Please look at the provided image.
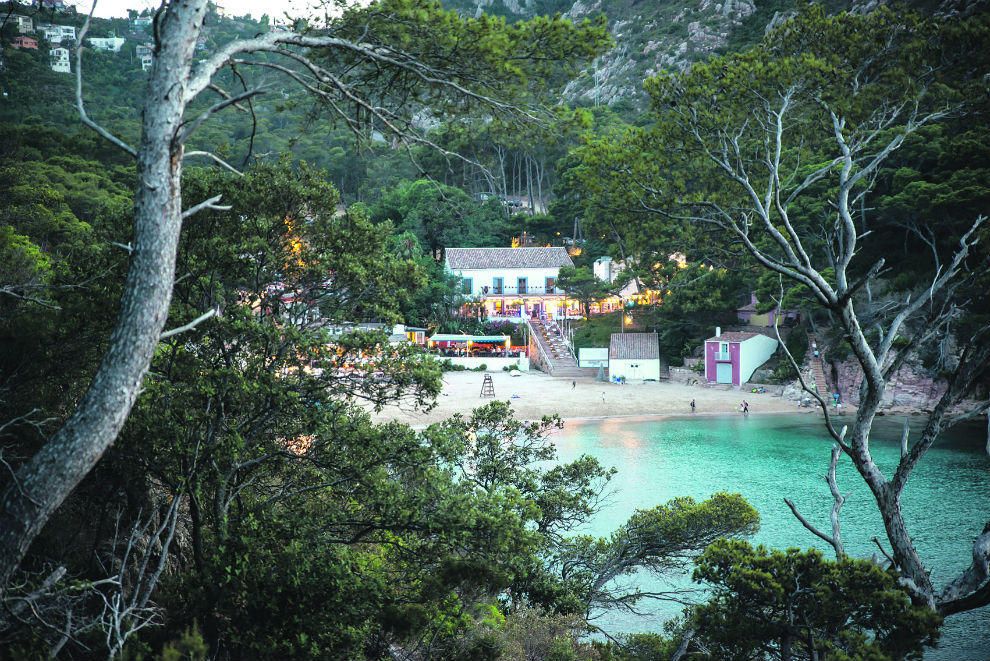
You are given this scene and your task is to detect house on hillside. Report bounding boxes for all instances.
[87,36,126,52]
[49,46,70,73]
[38,24,76,44]
[704,328,778,387]
[445,247,578,322]
[609,333,661,381]
[11,36,39,49]
[136,44,154,71]
[12,16,33,33]
[736,292,800,327]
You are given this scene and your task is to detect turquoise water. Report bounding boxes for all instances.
[553,413,990,660]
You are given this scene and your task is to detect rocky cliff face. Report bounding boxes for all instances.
[445,0,761,105]
[831,357,948,409]
[442,0,985,106]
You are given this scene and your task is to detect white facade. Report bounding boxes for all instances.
[738,334,779,384]
[608,358,661,381]
[49,47,70,73]
[455,265,562,299]
[13,15,33,33]
[445,247,577,323]
[608,333,661,381]
[442,355,529,371]
[87,37,126,52]
[140,54,153,71]
[38,24,75,44]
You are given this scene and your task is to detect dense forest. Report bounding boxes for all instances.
[1,0,989,658]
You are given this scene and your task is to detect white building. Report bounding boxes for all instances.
[594,256,622,283]
[608,333,661,381]
[87,37,126,53]
[38,24,75,44]
[136,43,154,71]
[444,247,577,322]
[49,47,70,73]
[12,15,33,33]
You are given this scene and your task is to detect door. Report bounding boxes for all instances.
[716,362,733,384]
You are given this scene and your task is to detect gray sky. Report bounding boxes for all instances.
[73,0,324,20]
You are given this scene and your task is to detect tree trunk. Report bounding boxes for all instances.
[0,0,207,589]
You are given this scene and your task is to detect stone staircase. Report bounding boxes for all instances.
[528,318,595,378]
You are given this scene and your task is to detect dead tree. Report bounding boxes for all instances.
[0,0,588,589]
[653,80,990,616]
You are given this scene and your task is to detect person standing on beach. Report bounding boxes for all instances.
[742,400,749,415]
[690,399,696,413]
[601,392,605,403]
[572,380,576,389]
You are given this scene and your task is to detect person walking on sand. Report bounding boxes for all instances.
[601,392,605,403]
[572,380,576,389]
[742,400,750,415]
[690,399,696,413]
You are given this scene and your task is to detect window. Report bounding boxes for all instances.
[517,277,528,294]
[716,342,730,362]
[545,277,556,294]
[493,277,504,294]
[462,277,473,295]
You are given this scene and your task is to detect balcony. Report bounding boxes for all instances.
[478,285,562,296]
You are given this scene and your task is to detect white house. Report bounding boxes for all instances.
[38,24,75,44]
[594,256,623,283]
[135,43,154,70]
[87,37,126,53]
[444,247,578,322]
[12,15,33,33]
[704,329,778,387]
[609,333,661,381]
[49,47,70,73]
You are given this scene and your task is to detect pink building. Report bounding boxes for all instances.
[704,329,779,387]
[11,36,39,50]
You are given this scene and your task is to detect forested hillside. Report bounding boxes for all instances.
[2,0,990,658]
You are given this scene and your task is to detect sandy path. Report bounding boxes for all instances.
[371,370,814,426]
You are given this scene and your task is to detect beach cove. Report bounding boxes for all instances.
[371,370,816,426]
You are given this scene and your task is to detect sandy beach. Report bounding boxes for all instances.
[371,370,814,426]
